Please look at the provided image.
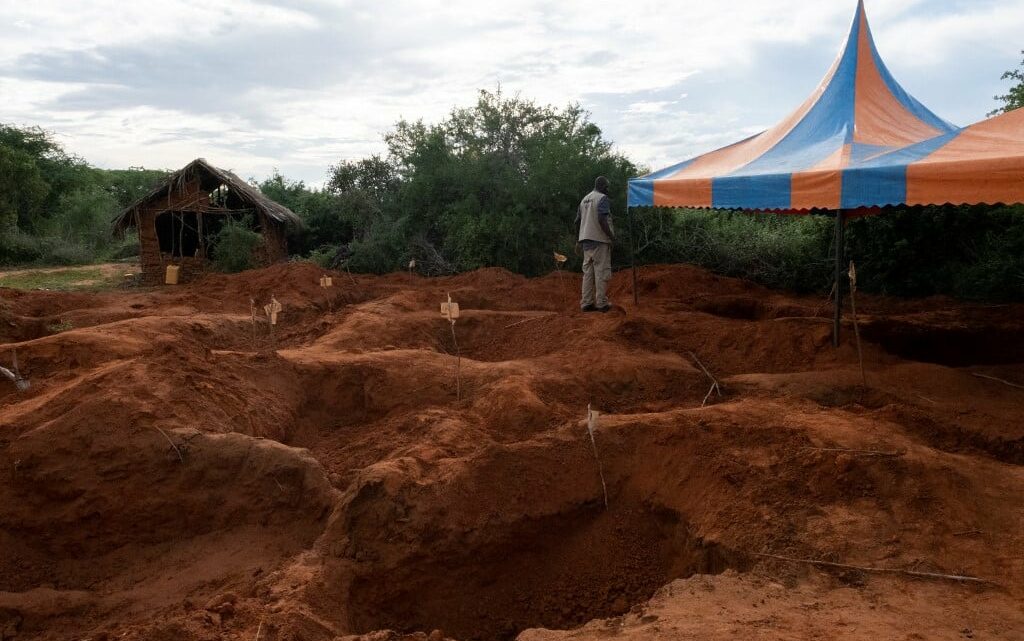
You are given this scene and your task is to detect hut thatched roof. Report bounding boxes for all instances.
[112,158,303,234]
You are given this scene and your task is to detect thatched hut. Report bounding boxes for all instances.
[113,158,302,285]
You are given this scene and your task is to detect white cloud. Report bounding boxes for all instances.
[0,0,1021,184]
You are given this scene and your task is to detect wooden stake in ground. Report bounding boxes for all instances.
[848,261,867,388]
[320,274,334,312]
[586,404,609,509]
[554,251,569,309]
[249,298,257,351]
[441,293,462,400]
[264,296,283,350]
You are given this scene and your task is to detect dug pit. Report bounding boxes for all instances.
[345,501,744,641]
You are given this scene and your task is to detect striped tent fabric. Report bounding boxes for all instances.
[628,0,1024,212]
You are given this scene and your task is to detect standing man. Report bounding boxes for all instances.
[575,176,615,312]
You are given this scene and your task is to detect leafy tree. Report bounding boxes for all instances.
[257,170,309,212]
[328,155,400,204]
[372,88,640,275]
[103,168,170,208]
[0,145,49,237]
[0,124,99,233]
[47,186,121,251]
[989,51,1024,116]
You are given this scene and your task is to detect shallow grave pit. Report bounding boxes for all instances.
[346,501,744,641]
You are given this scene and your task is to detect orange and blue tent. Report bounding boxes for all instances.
[627,0,1024,212]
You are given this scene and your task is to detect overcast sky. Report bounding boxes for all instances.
[1,0,1022,186]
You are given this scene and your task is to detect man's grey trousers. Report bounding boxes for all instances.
[581,242,611,309]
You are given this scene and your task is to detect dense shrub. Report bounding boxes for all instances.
[846,204,1024,300]
[626,209,834,293]
[625,205,1024,301]
[212,216,263,273]
[305,246,335,269]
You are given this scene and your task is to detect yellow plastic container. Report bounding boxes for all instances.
[165,264,180,285]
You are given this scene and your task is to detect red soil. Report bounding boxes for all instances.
[1,261,1022,641]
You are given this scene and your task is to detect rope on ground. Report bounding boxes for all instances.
[971,372,1024,391]
[504,313,556,329]
[688,351,722,406]
[800,446,904,458]
[754,553,994,585]
[154,427,185,463]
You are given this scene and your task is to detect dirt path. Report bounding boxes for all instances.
[0,262,1021,641]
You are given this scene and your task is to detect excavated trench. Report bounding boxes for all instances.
[862,317,1024,366]
[346,502,744,641]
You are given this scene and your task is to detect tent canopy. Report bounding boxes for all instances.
[628,0,1024,212]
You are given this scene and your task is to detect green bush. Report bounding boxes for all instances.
[212,216,262,273]
[627,205,1024,301]
[306,246,335,269]
[630,209,834,293]
[846,204,1024,300]
[347,217,416,273]
[0,232,45,265]
[45,186,120,252]
[0,233,95,266]
[41,240,96,266]
[107,236,140,260]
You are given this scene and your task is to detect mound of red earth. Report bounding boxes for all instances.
[1,262,1023,641]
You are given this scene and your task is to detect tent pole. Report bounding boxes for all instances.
[832,209,846,348]
[627,205,639,306]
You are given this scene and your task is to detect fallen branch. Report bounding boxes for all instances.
[504,314,555,329]
[754,553,993,585]
[154,427,185,463]
[688,351,722,399]
[801,446,904,458]
[971,373,1024,391]
[953,529,982,537]
[254,620,264,641]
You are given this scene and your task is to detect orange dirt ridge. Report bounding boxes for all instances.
[1,261,1022,641]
